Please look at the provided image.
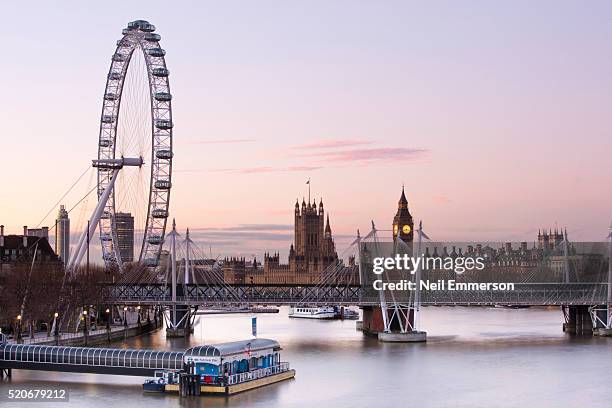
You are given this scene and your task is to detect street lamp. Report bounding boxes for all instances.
[53,313,59,337]
[105,308,111,330]
[123,306,128,327]
[82,309,88,335]
[16,315,22,341]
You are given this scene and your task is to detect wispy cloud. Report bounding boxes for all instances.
[193,224,293,232]
[187,225,355,247]
[293,139,371,150]
[188,226,293,244]
[299,147,427,163]
[186,138,256,145]
[178,138,427,174]
[433,195,451,204]
[174,165,321,174]
[289,138,428,165]
[211,165,322,174]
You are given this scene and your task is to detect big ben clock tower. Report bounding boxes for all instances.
[392,186,414,242]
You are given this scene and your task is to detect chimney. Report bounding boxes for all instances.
[0,225,4,247]
[23,225,28,247]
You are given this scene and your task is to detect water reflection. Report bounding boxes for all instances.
[1,307,611,408]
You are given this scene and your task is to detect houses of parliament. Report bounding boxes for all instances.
[221,187,413,285]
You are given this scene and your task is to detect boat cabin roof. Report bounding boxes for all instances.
[184,339,280,358]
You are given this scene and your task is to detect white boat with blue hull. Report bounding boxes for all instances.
[288,306,336,319]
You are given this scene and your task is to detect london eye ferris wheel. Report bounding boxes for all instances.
[94,20,174,272]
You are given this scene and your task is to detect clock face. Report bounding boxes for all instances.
[402,225,412,234]
[393,224,398,234]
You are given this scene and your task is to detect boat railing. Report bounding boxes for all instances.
[227,362,290,385]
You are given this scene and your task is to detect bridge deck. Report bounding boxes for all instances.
[103,283,609,306]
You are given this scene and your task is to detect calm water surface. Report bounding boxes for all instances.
[2,307,611,408]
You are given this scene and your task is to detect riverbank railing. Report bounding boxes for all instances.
[4,323,146,345]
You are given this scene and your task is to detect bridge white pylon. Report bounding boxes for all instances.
[66,157,143,276]
[608,223,612,329]
[363,220,430,333]
[587,224,612,331]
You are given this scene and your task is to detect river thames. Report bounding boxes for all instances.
[1,306,611,408]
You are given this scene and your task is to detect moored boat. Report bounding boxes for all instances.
[143,370,179,392]
[143,378,165,393]
[336,307,360,320]
[288,306,336,319]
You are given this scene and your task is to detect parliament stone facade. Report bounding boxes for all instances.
[222,197,359,285]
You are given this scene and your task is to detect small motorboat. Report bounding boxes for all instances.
[143,378,166,393]
[340,308,360,320]
[143,370,179,393]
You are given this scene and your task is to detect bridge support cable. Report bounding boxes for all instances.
[159,221,241,335]
[591,225,612,331]
[294,229,364,306]
[67,169,120,276]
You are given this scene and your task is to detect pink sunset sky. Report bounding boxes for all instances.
[0,1,611,261]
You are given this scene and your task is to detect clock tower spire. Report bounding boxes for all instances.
[393,185,414,242]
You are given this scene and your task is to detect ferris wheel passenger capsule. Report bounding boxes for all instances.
[112,53,127,62]
[101,115,115,124]
[154,180,172,190]
[156,149,173,159]
[144,33,161,42]
[147,235,163,245]
[154,92,172,102]
[139,23,156,32]
[104,93,118,101]
[108,72,122,81]
[151,209,169,218]
[127,20,148,30]
[147,48,166,57]
[155,119,173,130]
[100,233,112,242]
[152,68,169,77]
[99,138,113,148]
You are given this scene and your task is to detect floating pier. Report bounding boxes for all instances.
[0,338,294,396]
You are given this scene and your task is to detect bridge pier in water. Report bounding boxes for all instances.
[562,306,593,335]
[358,306,426,342]
[0,368,11,379]
[165,299,197,338]
[561,305,612,336]
[166,306,194,338]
